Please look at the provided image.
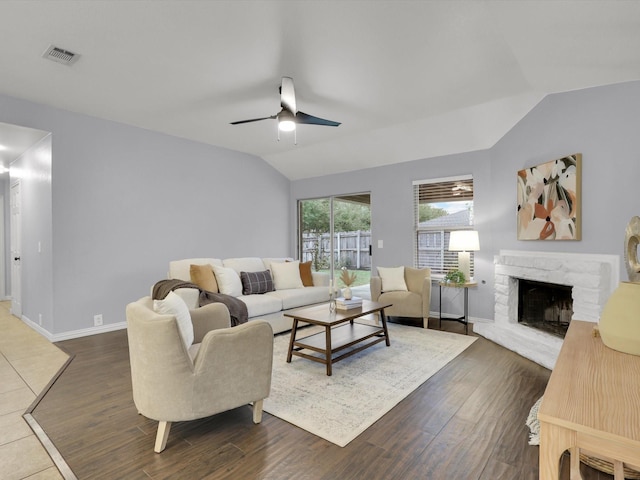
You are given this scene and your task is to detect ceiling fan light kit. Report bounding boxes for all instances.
[231,77,341,143]
[277,110,296,132]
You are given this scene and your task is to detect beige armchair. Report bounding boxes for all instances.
[126,297,273,453]
[370,267,432,328]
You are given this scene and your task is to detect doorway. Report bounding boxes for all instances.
[298,193,371,288]
[0,121,51,320]
[10,181,21,317]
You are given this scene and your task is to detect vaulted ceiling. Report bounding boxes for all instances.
[2,1,640,179]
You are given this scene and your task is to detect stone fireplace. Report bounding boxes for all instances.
[473,250,619,369]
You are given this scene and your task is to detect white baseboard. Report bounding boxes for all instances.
[21,315,127,342]
[51,322,128,342]
[20,315,51,339]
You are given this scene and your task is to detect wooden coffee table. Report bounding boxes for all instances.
[284,300,392,376]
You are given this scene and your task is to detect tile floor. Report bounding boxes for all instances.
[0,301,68,480]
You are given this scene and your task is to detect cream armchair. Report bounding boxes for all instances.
[126,297,273,453]
[370,267,432,328]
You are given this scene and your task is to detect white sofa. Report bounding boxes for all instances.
[167,257,332,334]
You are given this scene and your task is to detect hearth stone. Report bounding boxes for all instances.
[473,250,619,369]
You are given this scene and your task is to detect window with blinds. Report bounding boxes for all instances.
[413,175,474,276]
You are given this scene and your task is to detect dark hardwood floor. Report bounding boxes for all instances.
[31,318,614,480]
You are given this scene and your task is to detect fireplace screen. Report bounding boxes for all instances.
[517,279,573,338]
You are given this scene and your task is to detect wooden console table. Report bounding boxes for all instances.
[538,320,640,479]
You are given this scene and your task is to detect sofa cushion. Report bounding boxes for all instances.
[169,258,223,282]
[377,266,408,292]
[190,264,218,292]
[238,293,283,317]
[299,261,314,287]
[271,260,304,290]
[266,286,330,310]
[153,291,194,349]
[223,257,266,274]
[240,270,275,295]
[262,257,294,272]
[212,265,243,297]
[378,290,423,318]
[405,267,430,294]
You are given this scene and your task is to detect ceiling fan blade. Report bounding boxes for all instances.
[230,115,276,125]
[231,78,339,131]
[296,111,341,127]
[280,77,297,114]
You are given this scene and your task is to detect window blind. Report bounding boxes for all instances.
[413,175,474,276]
[414,176,473,203]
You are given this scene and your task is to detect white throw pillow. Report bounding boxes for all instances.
[271,260,304,290]
[377,266,408,292]
[153,291,194,350]
[212,265,243,297]
[262,257,294,272]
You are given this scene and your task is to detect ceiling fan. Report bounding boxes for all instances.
[230,77,341,142]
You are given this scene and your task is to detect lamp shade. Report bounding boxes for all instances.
[448,230,480,252]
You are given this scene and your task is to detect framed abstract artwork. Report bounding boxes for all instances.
[517,153,582,240]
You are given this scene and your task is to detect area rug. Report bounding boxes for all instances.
[526,396,542,445]
[263,322,476,447]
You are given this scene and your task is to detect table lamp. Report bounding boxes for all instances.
[448,230,479,282]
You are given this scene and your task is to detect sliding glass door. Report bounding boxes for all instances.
[298,193,371,288]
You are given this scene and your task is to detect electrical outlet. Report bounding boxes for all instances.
[94,314,103,327]
[38,313,42,325]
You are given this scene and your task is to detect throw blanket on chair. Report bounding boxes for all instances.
[152,279,249,327]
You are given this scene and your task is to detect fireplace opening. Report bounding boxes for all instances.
[517,279,573,338]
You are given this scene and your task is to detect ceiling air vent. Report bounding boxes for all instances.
[42,45,80,65]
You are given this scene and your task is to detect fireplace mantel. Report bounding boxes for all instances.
[473,250,619,369]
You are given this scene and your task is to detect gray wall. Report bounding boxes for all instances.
[490,81,640,262]
[2,79,639,335]
[0,94,290,336]
[291,80,640,321]
[290,149,495,319]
